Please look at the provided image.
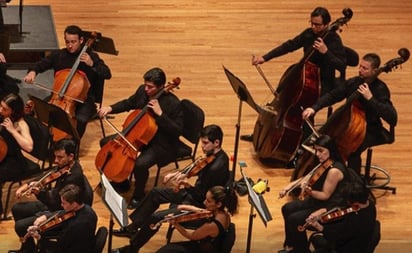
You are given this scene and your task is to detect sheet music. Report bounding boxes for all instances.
[101,174,128,227]
[239,161,272,226]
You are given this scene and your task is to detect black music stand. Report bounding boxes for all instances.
[100,173,128,253]
[29,95,80,155]
[83,30,119,55]
[224,66,263,182]
[239,161,272,253]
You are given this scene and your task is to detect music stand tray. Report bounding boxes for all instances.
[83,30,119,56]
[29,94,80,141]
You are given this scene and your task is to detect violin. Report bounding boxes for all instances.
[20,165,72,198]
[297,204,360,232]
[150,209,213,230]
[22,210,76,242]
[95,78,181,182]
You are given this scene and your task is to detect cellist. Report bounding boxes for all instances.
[241,7,347,142]
[302,53,398,174]
[24,25,112,138]
[98,67,184,209]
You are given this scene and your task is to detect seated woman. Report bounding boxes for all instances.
[156,185,238,253]
[0,93,33,215]
[278,135,349,253]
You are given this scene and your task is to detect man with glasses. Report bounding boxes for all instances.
[242,7,347,144]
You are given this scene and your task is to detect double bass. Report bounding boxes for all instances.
[48,32,97,141]
[95,78,181,183]
[252,8,353,164]
[293,48,410,180]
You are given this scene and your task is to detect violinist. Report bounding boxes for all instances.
[242,6,347,143]
[156,185,238,253]
[23,25,112,138]
[278,135,348,253]
[98,67,184,209]
[0,93,33,216]
[302,53,398,174]
[111,124,230,253]
[10,139,91,253]
[26,184,97,253]
[307,180,377,253]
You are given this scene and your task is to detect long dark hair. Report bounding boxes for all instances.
[209,185,238,215]
[2,93,24,122]
[313,135,344,163]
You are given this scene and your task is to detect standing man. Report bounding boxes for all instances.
[302,53,398,174]
[110,124,230,253]
[24,25,112,138]
[98,67,183,209]
[242,7,347,142]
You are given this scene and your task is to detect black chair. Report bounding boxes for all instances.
[1,115,52,220]
[94,226,108,253]
[153,99,205,187]
[363,125,396,194]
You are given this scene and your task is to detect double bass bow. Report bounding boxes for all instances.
[95,78,181,183]
[293,48,410,180]
[252,8,353,164]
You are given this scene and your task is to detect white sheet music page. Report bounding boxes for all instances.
[101,174,129,227]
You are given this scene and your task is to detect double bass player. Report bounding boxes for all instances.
[302,53,398,174]
[242,6,348,145]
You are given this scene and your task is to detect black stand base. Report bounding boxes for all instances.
[364,148,396,194]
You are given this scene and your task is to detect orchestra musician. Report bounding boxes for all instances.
[24,184,97,253]
[23,25,112,138]
[307,179,378,253]
[278,135,349,253]
[110,124,230,253]
[302,53,398,174]
[97,67,184,209]
[156,185,238,253]
[241,6,347,143]
[0,93,33,216]
[9,139,91,253]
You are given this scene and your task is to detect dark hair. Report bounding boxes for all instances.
[53,138,77,157]
[200,124,224,146]
[64,25,83,38]
[59,184,84,204]
[313,135,343,163]
[311,7,331,24]
[144,67,166,87]
[363,53,381,69]
[342,179,370,204]
[209,185,238,215]
[2,93,24,122]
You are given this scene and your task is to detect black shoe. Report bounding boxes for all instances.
[111,245,132,253]
[112,226,135,238]
[127,198,140,210]
[240,134,253,142]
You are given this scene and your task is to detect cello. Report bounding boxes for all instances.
[48,32,97,141]
[95,78,181,183]
[293,48,410,180]
[252,8,353,164]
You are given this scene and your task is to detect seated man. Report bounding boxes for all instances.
[111,124,230,253]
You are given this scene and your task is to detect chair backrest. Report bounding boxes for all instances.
[94,226,108,253]
[180,99,205,144]
[219,222,236,253]
[83,175,94,206]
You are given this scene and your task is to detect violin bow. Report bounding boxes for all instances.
[253,55,276,95]
[103,117,138,152]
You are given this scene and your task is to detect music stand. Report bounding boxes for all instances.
[239,161,272,253]
[100,173,128,253]
[29,95,80,153]
[224,66,263,182]
[83,30,119,55]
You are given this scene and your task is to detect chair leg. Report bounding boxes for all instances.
[166,224,175,243]
[154,165,161,187]
[1,181,19,220]
[364,148,396,194]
